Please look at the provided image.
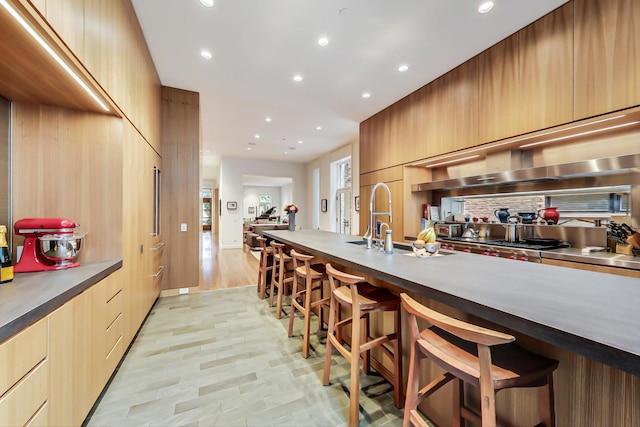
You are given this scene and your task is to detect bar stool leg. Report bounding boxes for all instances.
[348,302,362,427]
[363,313,371,374]
[288,275,299,337]
[302,275,313,358]
[393,306,403,408]
[322,292,337,386]
[269,255,280,308]
[538,374,555,427]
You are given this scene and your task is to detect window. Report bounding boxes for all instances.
[259,194,272,215]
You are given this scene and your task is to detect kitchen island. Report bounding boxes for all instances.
[265,229,640,425]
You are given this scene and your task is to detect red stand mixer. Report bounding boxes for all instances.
[14,218,86,273]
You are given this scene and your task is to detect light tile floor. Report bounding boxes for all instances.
[86,286,407,426]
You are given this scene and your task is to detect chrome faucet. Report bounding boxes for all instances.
[364,182,393,249]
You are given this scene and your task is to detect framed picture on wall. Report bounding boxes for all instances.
[321,199,328,212]
[227,201,237,210]
[355,196,360,211]
[248,206,255,215]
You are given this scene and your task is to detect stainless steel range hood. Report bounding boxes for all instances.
[412,154,640,192]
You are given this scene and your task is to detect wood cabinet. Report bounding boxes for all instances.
[518,3,574,134]
[0,317,48,427]
[574,0,640,119]
[542,258,640,278]
[478,35,521,143]
[48,272,123,426]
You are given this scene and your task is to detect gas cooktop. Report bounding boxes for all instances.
[440,237,570,251]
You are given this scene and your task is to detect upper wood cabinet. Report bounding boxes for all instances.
[478,35,521,143]
[518,3,574,134]
[574,0,640,119]
[428,58,479,156]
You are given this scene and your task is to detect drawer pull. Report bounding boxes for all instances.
[151,265,165,278]
[151,242,165,251]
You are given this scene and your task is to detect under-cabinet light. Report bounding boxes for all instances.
[0,0,109,112]
[519,121,640,148]
[410,114,628,167]
[426,155,480,168]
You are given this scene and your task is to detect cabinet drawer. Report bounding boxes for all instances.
[105,334,123,377]
[105,313,123,357]
[0,317,48,396]
[0,359,48,426]
[25,401,48,427]
[105,289,123,329]
[104,275,122,302]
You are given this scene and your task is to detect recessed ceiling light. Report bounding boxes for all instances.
[200,0,214,7]
[254,134,260,139]
[318,37,329,47]
[201,50,212,60]
[398,64,409,72]
[362,92,371,99]
[316,126,322,130]
[265,117,272,122]
[293,74,303,82]
[478,1,494,13]
[247,147,252,151]
[298,140,303,144]
[284,151,288,155]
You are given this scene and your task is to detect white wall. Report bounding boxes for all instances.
[219,157,307,248]
[243,186,282,221]
[306,139,360,234]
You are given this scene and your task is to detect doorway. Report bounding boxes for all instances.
[202,197,212,231]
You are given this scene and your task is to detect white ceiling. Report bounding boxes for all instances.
[131,0,568,180]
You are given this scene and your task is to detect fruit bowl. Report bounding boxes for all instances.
[411,240,440,257]
[39,233,86,264]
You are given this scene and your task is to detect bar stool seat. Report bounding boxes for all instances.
[323,263,403,427]
[256,237,274,300]
[288,249,330,358]
[269,242,294,318]
[400,293,558,427]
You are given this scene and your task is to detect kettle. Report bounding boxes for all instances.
[494,208,510,223]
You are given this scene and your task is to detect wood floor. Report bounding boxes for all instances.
[199,231,259,291]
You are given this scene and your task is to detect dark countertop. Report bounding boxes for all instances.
[265,229,640,377]
[0,259,122,342]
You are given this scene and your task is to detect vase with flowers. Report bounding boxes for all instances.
[284,204,299,231]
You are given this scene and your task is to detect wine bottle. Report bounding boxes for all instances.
[0,225,14,283]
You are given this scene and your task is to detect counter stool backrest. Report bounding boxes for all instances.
[400,293,558,427]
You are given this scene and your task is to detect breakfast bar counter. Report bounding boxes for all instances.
[264,229,640,378]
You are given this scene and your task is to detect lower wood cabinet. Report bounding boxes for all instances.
[48,271,124,426]
[542,258,640,278]
[0,317,48,427]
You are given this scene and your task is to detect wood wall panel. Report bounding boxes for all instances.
[478,35,521,142]
[161,87,200,290]
[11,103,123,262]
[574,0,640,119]
[45,0,85,59]
[518,3,574,133]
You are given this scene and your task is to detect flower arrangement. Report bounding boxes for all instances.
[284,204,299,214]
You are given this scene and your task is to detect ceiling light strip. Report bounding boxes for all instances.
[519,121,640,148]
[411,114,628,167]
[0,0,109,112]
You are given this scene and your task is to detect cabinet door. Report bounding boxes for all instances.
[478,35,521,143]
[518,3,574,134]
[574,0,640,119]
[427,58,479,156]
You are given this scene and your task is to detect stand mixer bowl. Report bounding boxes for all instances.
[39,233,85,264]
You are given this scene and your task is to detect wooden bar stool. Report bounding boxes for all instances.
[256,237,274,300]
[269,241,294,318]
[323,263,403,427]
[400,293,558,427]
[288,249,330,358]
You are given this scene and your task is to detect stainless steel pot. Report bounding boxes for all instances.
[505,215,522,242]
